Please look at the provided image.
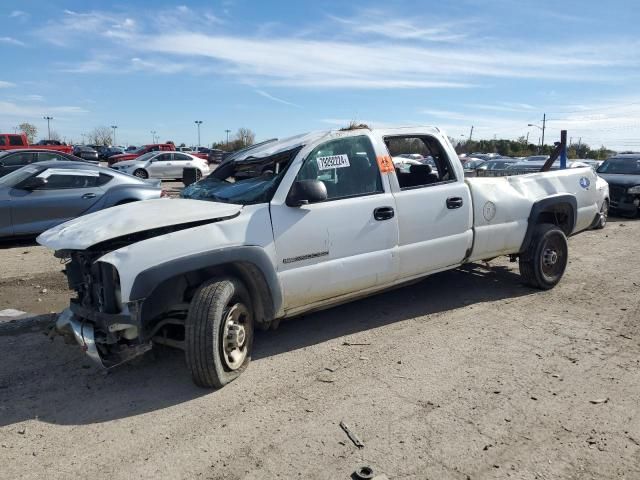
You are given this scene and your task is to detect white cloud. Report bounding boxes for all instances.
[0,101,89,118]
[9,10,28,19]
[0,81,16,88]
[0,37,26,47]
[255,90,301,108]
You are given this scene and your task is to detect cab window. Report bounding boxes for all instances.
[385,135,457,189]
[296,135,383,200]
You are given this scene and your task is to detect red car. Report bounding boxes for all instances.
[108,143,176,165]
[0,133,73,154]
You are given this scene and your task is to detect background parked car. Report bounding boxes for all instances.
[0,149,97,177]
[596,154,640,217]
[475,158,518,176]
[0,161,165,239]
[72,146,99,161]
[125,145,138,152]
[108,143,176,165]
[110,151,210,180]
[463,159,486,176]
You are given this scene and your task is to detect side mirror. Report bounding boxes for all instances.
[286,180,328,207]
[19,176,47,190]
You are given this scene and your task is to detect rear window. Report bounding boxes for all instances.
[9,135,23,146]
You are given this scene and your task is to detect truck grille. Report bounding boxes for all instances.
[609,185,626,201]
[65,252,119,313]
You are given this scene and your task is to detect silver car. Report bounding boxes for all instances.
[110,151,211,180]
[0,160,164,239]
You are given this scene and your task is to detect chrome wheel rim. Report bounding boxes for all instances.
[221,303,250,371]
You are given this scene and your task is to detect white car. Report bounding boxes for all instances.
[39,126,602,388]
[110,151,210,180]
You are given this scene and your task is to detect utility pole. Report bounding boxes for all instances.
[111,125,118,146]
[194,120,203,149]
[526,132,529,144]
[541,113,546,149]
[43,116,53,140]
[468,125,474,143]
[225,129,231,146]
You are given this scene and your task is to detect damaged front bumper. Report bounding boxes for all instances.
[54,308,104,367]
[54,306,152,368]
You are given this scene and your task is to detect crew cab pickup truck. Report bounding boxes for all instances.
[0,133,73,154]
[38,126,602,388]
[108,143,176,165]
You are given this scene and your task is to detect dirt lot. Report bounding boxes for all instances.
[0,218,639,480]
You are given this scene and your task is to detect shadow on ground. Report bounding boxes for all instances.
[0,262,536,427]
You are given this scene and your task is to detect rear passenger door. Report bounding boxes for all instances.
[384,134,473,278]
[172,153,193,178]
[270,134,399,311]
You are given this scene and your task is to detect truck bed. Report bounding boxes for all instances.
[465,167,599,262]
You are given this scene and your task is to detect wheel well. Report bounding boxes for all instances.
[139,261,274,340]
[534,203,574,235]
[519,196,576,254]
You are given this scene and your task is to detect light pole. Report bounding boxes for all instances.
[468,125,474,143]
[528,113,546,151]
[110,125,118,146]
[151,130,157,143]
[43,116,53,140]
[225,129,231,146]
[194,120,203,149]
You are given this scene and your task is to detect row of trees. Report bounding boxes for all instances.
[451,136,616,160]
[13,123,257,150]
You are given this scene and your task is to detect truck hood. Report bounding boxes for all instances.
[37,198,242,251]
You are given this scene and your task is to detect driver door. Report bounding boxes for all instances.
[11,168,107,235]
[270,134,399,312]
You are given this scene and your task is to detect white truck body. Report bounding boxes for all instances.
[38,127,602,380]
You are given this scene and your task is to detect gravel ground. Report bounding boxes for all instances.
[0,218,638,480]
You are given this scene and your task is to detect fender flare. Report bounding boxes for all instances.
[129,246,282,319]
[519,194,577,253]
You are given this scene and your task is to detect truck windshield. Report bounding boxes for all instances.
[597,157,640,175]
[181,146,302,205]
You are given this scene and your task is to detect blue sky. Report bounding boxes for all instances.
[1,0,639,150]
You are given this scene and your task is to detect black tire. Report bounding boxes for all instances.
[133,169,148,179]
[185,277,254,388]
[519,223,568,290]
[594,200,608,229]
[195,169,203,181]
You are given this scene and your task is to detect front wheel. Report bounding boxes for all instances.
[185,277,254,388]
[519,223,568,290]
[594,200,608,229]
[133,169,148,179]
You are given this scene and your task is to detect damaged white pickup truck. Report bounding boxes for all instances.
[38,127,603,388]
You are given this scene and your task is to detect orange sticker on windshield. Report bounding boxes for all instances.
[377,155,394,174]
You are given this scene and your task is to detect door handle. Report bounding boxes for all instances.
[373,206,395,221]
[81,193,97,199]
[446,197,463,209]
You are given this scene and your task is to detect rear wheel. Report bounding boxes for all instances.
[185,277,254,388]
[195,169,203,181]
[133,169,148,179]
[519,223,568,290]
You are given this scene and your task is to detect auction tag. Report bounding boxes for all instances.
[376,155,395,174]
[317,154,350,170]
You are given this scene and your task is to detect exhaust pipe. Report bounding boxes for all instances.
[56,309,104,367]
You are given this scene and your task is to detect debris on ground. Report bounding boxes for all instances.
[340,421,364,449]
